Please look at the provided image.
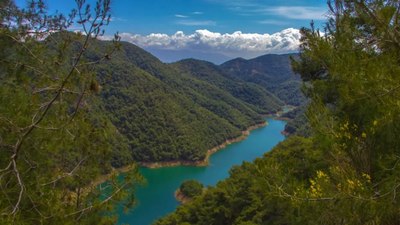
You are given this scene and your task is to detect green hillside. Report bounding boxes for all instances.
[174,58,283,114]
[89,41,288,163]
[221,54,305,106]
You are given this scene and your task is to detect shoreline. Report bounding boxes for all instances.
[138,121,268,169]
[91,119,272,185]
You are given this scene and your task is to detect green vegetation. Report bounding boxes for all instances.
[0,1,140,224]
[179,180,204,198]
[87,41,297,163]
[174,59,283,114]
[221,54,306,106]
[156,1,400,224]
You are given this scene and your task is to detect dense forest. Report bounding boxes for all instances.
[80,34,306,164]
[91,41,291,163]
[156,0,400,224]
[221,54,306,107]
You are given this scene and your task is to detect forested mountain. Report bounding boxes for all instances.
[173,58,283,114]
[221,54,305,106]
[87,40,298,163]
[156,1,400,224]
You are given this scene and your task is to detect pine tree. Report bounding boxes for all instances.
[291,0,400,223]
[0,1,140,224]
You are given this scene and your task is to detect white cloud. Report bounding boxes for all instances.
[176,20,216,26]
[110,28,301,59]
[175,14,188,18]
[192,11,203,15]
[263,6,327,20]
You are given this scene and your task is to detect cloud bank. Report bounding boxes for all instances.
[112,28,301,60]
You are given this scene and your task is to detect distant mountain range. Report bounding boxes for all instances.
[87,40,304,163]
[221,54,305,106]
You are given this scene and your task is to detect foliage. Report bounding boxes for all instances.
[0,1,140,224]
[179,180,204,198]
[290,0,400,222]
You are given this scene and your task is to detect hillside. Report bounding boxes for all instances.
[220,54,305,106]
[173,58,283,114]
[88,41,293,163]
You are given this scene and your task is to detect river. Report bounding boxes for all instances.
[117,118,286,225]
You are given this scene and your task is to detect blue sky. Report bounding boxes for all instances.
[108,0,327,35]
[16,0,329,63]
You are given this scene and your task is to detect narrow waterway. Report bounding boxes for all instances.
[117,118,286,225]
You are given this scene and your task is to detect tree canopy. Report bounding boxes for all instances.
[179,180,204,198]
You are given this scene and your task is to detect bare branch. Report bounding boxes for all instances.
[10,158,24,215]
[0,162,13,173]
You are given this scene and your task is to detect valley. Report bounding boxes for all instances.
[89,40,302,165]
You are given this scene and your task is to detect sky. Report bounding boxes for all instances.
[16,0,329,64]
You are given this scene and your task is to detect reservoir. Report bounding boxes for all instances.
[117,118,286,225]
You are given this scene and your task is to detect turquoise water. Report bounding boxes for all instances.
[117,118,286,225]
